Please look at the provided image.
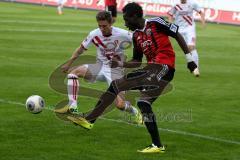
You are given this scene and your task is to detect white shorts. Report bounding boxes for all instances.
[83,63,124,85]
[179,27,196,46]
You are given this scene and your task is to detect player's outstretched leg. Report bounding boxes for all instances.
[54,74,79,114]
[67,81,119,129]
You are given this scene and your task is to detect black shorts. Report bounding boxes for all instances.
[106,5,117,17]
[113,64,175,104]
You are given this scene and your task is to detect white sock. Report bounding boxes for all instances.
[67,74,79,109]
[191,49,199,67]
[124,101,138,115]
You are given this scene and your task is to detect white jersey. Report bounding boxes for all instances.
[81,26,132,66]
[168,0,202,31]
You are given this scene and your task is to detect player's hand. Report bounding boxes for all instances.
[187,61,200,77]
[187,61,197,72]
[185,53,200,76]
[61,63,71,73]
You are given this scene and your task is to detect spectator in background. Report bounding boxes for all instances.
[105,0,117,23]
[57,0,64,15]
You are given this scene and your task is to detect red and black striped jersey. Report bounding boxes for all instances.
[132,17,179,68]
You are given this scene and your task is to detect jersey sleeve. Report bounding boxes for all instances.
[153,17,179,38]
[192,1,202,13]
[81,31,94,50]
[120,29,132,42]
[126,31,132,42]
[132,36,143,61]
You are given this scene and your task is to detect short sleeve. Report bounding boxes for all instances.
[123,31,132,42]
[81,31,94,50]
[151,17,179,38]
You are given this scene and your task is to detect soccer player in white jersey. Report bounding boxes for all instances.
[57,0,64,15]
[168,0,205,76]
[54,11,142,124]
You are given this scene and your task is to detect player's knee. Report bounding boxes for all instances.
[67,73,78,79]
[70,66,87,77]
[137,100,152,114]
[137,100,155,122]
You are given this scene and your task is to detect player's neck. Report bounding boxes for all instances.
[138,19,146,30]
[181,0,187,4]
[103,33,112,37]
[103,27,112,37]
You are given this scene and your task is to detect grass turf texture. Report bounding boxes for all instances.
[0,2,240,160]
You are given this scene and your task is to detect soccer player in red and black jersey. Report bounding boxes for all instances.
[67,2,199,153]
[105,0,117,23]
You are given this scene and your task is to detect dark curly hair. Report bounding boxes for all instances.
[122,2,143,18]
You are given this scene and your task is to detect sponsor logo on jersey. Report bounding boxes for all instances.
[103,38,111,41]
[141,40,152,48]
[146,28,152,36]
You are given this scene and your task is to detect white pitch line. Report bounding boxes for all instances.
[101,117,240,145]
[0,98,239,145]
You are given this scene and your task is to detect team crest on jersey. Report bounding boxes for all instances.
[105,42,116,51]
[146,28,152,36]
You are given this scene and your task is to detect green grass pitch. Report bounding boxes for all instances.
[0,2,239,159]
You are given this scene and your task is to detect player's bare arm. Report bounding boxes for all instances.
[168,15,174,23]
[175,32,191,54]
[123,59,142,68]
[110,58,142,68]
[199,11,206,27]
[61,45,85,73]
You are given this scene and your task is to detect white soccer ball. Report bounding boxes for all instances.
[26,95,45,114]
